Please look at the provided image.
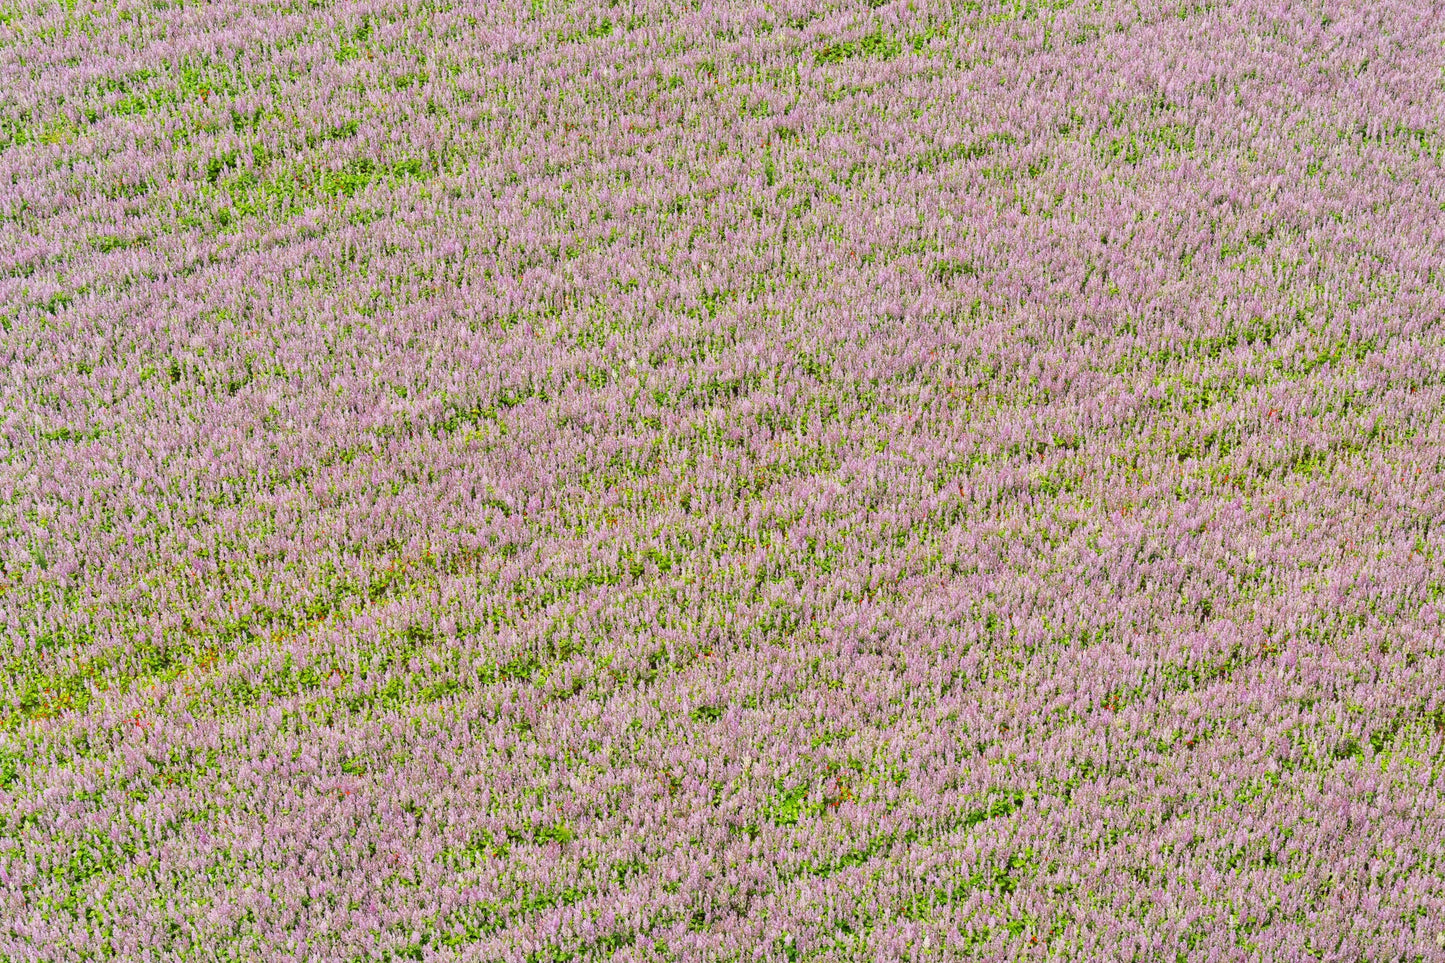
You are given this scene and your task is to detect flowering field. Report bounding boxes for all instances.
[3,0,1445,958]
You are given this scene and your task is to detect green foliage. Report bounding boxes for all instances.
[815,31,903,64]
[0,749,19,789]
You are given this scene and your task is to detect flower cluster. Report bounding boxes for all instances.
[2,0,1444,959]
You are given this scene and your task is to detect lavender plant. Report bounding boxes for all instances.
[2,0,1444,959]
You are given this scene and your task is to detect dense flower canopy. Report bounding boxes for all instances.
[2,0,1445,959]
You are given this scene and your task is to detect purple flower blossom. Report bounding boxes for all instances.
[1,0,1444,959]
